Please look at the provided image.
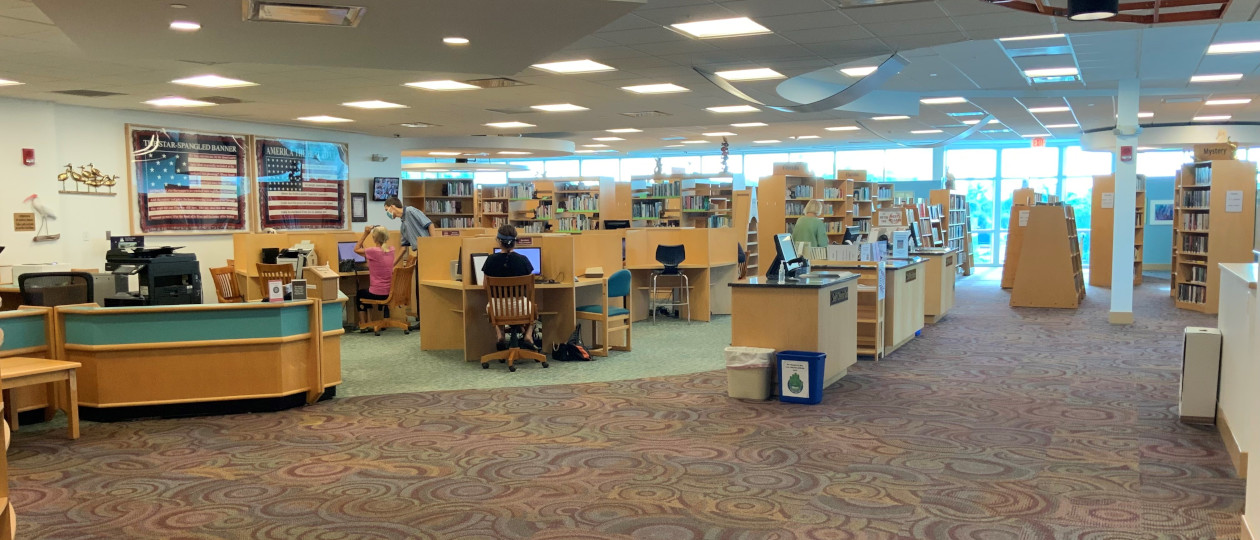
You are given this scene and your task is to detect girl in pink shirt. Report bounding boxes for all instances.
[354,225,394,329]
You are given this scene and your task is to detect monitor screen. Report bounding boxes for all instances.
[337,241,366,263]
[470,253,489,285]
[774,233,800,275]
[494,247,542,275]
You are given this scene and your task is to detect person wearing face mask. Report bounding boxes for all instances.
[383,196,434,266]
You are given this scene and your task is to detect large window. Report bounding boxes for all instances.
[955,179,996,265]
[945,148,997,180]
[1061,177,1093,266]
[581,159,619,179]
[743,153,789,185]
[836,150,886,180]
[883,149,934,181]
[789,152,836,179]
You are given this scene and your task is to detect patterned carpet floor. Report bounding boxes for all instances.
[8,270,1245,539]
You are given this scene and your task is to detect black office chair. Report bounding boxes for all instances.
[650,244,689,322]
[737,243,747,279]
[18,272,94,307]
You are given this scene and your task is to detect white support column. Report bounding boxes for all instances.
[1110,79,1140,324]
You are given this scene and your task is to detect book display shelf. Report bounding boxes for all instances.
[681,179,735,228]
[1000,188,1046,289]
[930,189,973,274]
[1089,175,1145,288]
[1170,159,1257,313]
[1010,204,1085,308]
[401,178,476,229]
[508,179,554,233]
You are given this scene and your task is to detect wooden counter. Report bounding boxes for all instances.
[913,249,957,324]
[1218,262,1260,538]
[810,258,927,358]
[730,274,859,389]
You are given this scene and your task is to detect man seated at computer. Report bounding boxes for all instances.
[383,196,434,266]
[353,225,395,330]
[482,225,538,350]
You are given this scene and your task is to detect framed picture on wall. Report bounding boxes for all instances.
[351,193,368,222]
[1150,200,1174,225]
[126,124,251,235]
[253,136,349,231]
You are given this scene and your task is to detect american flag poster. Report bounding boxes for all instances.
[254,137,349,230]
[129,126,248,234]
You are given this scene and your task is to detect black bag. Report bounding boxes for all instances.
[551,324,593,361]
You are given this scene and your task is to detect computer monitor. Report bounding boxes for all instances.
[842,226,861,245]
[337,241,366,263]
[774,233,802,277]
[493,247,542,275]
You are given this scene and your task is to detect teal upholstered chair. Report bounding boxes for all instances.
[575,269,632,357]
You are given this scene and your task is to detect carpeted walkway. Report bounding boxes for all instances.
[7,271,1245,539]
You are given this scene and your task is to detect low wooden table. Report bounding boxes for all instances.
[0,357,81,439]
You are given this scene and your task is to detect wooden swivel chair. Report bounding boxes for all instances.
[575,269,632,357]
[481,275,547,372]
[255,263,296,295]
[359,261,416,336]
[210,266,244,303]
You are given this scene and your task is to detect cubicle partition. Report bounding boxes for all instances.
[623,228,740,322]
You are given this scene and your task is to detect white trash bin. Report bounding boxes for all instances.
[725,346,776,400]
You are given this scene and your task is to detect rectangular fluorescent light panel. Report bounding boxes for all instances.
[531,60,615,74]
[920,97,967,105]
[716,68,785,81]
[1044,123,1078,128]
[826,126,860,131]
[582,144,609,148]
[531,103,588,112]
[1139,111,1154,118]
[671,17,771,39]
[732,122,767,127]
[871,115,909,120]
[706,105,759,113]
[1023,67,1078,77]
[498,151,532,155]
[1027,106,1071,113]
[297,115,352,123]
[1020,133,1051,138]
[606,128,642,133]
[0,79,22,86]
[841,66,877,77]
[429,151,461,156]
[1207,41,1260,54]
[593,137,624,141]
[794,135,820,139]
[753,140,780,144]
[911,129,943,134]
[145,96,216,107]
[703,132,736,137]
[621,83,689,94]
[485,121,535,128]
[1191,73,1244,82]
[1193,115,1232,121]
[342,100,406,109]
[681,140,709,144]
[999,33,1065,42]
[963,119,1002,125]
[171,74,257,88]
[406,80,478,91]
[1205,98,1252,105]
[247,1,365,26]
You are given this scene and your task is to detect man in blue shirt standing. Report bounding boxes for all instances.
[384,196,434,265]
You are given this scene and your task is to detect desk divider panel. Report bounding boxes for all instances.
[575,231,625,276]
[707,227,740,266]
[416,236,464,282]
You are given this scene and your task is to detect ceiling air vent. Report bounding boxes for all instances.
[621,110,671,118]
[399,122,439,128]
[244,1,366,27]
[197,96,247,105]
[52,89,126,97]
[464,78,531,89]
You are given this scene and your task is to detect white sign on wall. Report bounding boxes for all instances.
[1225,190,1244,213]
[1101,192,1114,209]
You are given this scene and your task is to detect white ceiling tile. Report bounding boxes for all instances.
[758,10,856,31]
[716,0,836,17]
[837,2,951,23]
[863,18,960,37]
[597,26,691,45]
[779,26,876,44]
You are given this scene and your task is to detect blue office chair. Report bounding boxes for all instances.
[650,244,689,322]
[575,269,632,356]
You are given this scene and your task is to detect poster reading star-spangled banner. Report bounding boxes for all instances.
[127,125,250,234]
[254,137,349,231]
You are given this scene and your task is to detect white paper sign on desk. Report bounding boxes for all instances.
[827,244,858,261]
[1225,190,1244,213]
[1018,210,1030,227]
[1101,192,1114,209]
[892,231,910,259]
[267,280,284,303]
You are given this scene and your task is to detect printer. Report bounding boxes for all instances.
[104,246,202,306]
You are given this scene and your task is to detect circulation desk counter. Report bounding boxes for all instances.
[911,248,959,324]
[1217,262,1259,537]
[51,296,345,421]
[812,258,927,357]
[730,273,858,389]
[624,227,742,322]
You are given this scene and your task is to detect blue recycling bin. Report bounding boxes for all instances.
[777,350,826,404]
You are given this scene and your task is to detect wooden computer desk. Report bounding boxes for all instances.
[623,227,741,322]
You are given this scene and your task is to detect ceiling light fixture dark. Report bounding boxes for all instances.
[1067,0,1118,20]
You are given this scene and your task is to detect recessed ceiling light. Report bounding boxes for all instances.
[1138,111,1154,118]
[794,135,821,139]
[297,115,352,123]
[665,145,685,148]
[998,33,1065,42]
[170,20,200,31]
[706,105,759,113]
[1044,123,1079,128]
[1137,146,1158,150]
[1023,67,1078,78]
[681,140,709,144]
[1207,41,1260,54]
[1020,133,1051,138]
[405,80,479,91]
[144,96,215,107]
[531,103,588,112]
[429,151,462,156]
[825,126,860,131]
[498,151,532,155]
[621,83,689,94]
[753,140,780,144]
[531,59,615,74]
[1191,73,1243,82]
[582,144,609,148]
[670,17,771,39]
[171,74,257,88]
[1205,98,1252,105]
[1193,115,1232,121]
[703,132,737,137]
[342,100,407,109]
[1027,106,1071,113]
[443,37,469,45]
[872,115,909,120]
[484,121,535,128]
[399,122,435,128]
[593,137,624,141]
[715,68,785,81]
[170,3,188,8]
[962,119,1002,125]
[606,128,642,133]
[920,97,967,105]
[910,129,943,134]
[732,122,767,127]
[840,66,877,77]
[0,78,23,86]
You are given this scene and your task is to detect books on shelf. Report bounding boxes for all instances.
[1181,191,1209,207]
[562,194,598,212]
[555,214,595,232]
[443,181,473,197]
[1181,213,1209,231]
[483,187,510,199]
[1181,235,1207,253]
[516,222,545,233]
[632,200,665,219]
[682,195,711,210]
[1193,163,1212,185]
[555,182,587,191]
[436,217,474,228]
[787,185,814,199]
[646,182,681,197]
[480,201,506,214]
[785,201,805,216]
[1178,283,1207,304]
[510,183,535,200]
[822,187,842,199]
[534,204,554,220]
[707,215,731,228]
[854,186,871,201]
[877,186,893,199]
[425,199,466,214]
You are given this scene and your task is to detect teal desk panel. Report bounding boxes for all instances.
[0,313,47,352]
[322,301,343,333]
[64,304,311,346]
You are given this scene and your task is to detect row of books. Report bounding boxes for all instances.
[786,201,805,215]
[707,215,732,228]
[877,186,893,199]
[1192,164,1212,185]
[483,187,510,199]
[1181,191,1209,208]
[787,185,814,199]
[442,181,474,197]
[425,200,467,214]
[555,182,586,191]
[826,221,847,233]
[555,214,595,232]
[1181,235,1208,253]
[510,183,535,199]
[633,201,666,218]
[853,186,871,201]
[486,217,509,229]
[534,204,554,220]
[681,195,711,210]
[514,222,546,233]
[436,217,474,228]
[480,201,506,214]
[822,187,842,199]
[1181,213,1209,231]
[1178,283,1207,303]
[563,194,598,212]
[1183,265,1208,283]
[645,182,681,197]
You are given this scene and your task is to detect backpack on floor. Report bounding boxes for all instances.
[551,324,593,361]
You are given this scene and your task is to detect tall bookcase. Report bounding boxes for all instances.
[553,179,602,233]
[1171,160,1258,313]
[477,185,511,229]
[1089,174,1145,288]
[1010,204,1086,308]
[509,179,554,233]
[401,178,477,229]
[1000,188,1047,289]
[930,189,972,272]
[504,177,625,234]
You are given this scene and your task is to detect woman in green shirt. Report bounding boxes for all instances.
[792,200,829,248]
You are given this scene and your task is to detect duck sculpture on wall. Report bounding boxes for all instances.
[57,162,118,195]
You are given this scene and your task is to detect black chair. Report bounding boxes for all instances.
[650,244,689,322]
[737,243,747,279]
[18,272,94,307]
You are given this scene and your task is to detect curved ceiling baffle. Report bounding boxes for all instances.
[857,115,998,148]
[991,0,1229,23]
[693,55,909,114]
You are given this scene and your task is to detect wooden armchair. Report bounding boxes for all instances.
[255,263,296,295]
[481,275,547,372]
[359,261,416,336]
[210,266,244,303]
[575,269,632,357]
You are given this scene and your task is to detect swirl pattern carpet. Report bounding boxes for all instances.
[7,271,1244,539]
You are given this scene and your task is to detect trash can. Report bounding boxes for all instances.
[724,346,775,400]
[777,350,826,405]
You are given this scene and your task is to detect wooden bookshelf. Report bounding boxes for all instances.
[1089,174,1146,288]
[630,175,682,227]
[552,178,602,233]
[679,179,735,228]
[756,164,818,240]
[1172,160,1258,313]
[401,178,477,229]
[733,189,757,276]
[509,179,554,233]
[1000,188,1046,289]
[853,262,886,359]
[930,189,971,269]
[477,185,511,229]
[1010,204,1085,308]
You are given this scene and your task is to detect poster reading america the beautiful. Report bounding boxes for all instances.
[254,137,349,230]
[128,125,249,234]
